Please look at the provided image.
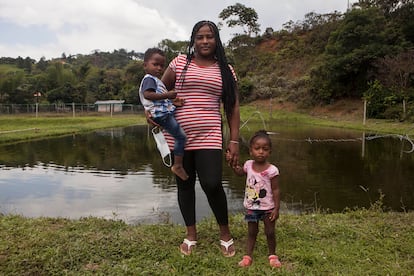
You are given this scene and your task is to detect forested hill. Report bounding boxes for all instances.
[230,1,413,121]
[1,1,413,121]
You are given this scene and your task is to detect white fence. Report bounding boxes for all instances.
[0,103,144,115]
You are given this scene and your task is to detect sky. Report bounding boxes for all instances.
[0,0,358,61]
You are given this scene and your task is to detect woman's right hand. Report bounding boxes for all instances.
[173,97,185,107]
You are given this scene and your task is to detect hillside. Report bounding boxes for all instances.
[251,98,364,122]
[1,1,413,122]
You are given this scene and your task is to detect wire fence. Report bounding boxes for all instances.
[0,103,144,116]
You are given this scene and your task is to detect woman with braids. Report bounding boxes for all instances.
[160,20,240,256]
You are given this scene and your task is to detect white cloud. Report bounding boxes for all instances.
[0,0,356,60]
[0,0,188,59]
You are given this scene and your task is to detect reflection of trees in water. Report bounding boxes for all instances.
[0,125,181,191]
[1,125,413,211]
[230,126,414,212]
[0,125,159,171]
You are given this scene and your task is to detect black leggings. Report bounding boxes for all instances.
[176,149,228,226]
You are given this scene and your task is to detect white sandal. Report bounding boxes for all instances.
[220,238,235,257]
[180,238,197,255]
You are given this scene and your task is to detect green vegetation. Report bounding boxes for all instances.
[1,205,413,275]
[240,104,414,135]
[1,1,414,272]
[0,107,413,275]
[0,114,145,145]
[1,103,414,146]
[1,1,413,121]
[0,64,24,74]
[219,3,260,36]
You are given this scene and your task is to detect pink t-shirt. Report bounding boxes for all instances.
[165,55,236,150]
[243,160,280,210]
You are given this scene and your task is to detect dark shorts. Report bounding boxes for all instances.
[244,209,273,222]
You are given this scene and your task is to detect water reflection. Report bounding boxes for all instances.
[0,164,179,224]
[0,124,413,224]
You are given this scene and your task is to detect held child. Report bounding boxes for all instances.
[230,130,281,268]
[139,48,188,181]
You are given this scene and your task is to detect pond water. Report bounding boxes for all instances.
[1,123,413,225]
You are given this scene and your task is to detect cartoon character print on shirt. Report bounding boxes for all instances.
[245,174,267,209]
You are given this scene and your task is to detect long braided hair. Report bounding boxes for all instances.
[177,20,237,118]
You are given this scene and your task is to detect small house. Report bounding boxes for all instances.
[95,100,125,113]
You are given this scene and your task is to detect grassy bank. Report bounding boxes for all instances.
[1,206,413,275]
[0,114,145,145]
[1,107,413,274]
[240,104,414,136]
[1,104,413,146]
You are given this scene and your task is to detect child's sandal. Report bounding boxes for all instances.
[269,255,282,268]
[238,255,252,267]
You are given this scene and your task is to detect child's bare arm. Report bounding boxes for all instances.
[269,175,280,221]
[143,90,177,101]
[232,165,245,176]
[225,150,245,175]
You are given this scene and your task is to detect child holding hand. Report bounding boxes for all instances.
[229,130,282,268]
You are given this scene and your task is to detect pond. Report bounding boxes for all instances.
[1,122,413,224]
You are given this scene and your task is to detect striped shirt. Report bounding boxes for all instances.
[164,55,236,150]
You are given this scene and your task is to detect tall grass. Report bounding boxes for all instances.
[1,207,413,275]
[0,114,145,145]
[1,109,413,274]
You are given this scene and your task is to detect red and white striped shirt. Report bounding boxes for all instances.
[165,54,236,150]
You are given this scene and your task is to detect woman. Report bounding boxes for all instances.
[161,20,240,256]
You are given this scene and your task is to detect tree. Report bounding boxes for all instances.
[310,7,406,101]
[0,71,24,103]
[36,57,48,72]
[157,39,188,64]
[219,3,260,37]
[353,0,412,14]
[374,49,414,118]
[74,62,91,82]
[392,1,414,43]
[47,83,75,103]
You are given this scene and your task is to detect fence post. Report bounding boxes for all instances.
[363,99,367,126]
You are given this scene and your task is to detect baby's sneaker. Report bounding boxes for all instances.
[269,255,281,268]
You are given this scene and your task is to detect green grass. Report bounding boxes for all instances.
[1,105,412,146]
[240,105,414,135]
[1,109,414,274]
[0,64,23,74]
[1,207,413,275]
[0,114,145,145]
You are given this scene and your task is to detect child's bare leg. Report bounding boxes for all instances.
[238,221,258,267]
[246,221,259,256]
[171,155,188,180]
[264,217,276,255]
